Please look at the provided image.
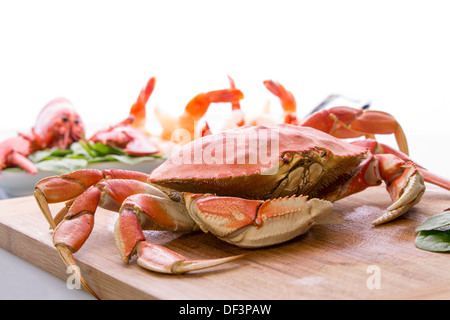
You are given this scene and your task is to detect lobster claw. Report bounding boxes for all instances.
[0,136,37,175]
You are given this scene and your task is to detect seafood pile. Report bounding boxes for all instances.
[26,76,450,299]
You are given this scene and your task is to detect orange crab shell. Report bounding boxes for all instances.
[150,124,368,199]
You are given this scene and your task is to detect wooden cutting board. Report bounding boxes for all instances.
[0,184,449,300]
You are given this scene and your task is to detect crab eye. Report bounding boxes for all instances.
[61,115,69,123]
[315,147,328,158]
[74,118,80,125]
[281,152,294,164]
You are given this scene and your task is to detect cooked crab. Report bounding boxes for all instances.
[34,124,450,298]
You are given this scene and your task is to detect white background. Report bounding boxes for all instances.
[1,1,450,175]
[0,0,449,299]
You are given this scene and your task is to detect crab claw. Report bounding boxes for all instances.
[372,161,425,225]
[185,193,333,248]
[137,242,244,274]
[314,153,426,226]
[301,106,409,155]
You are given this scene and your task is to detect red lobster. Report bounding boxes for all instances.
[0,77,163,177]
[0,98,85,176]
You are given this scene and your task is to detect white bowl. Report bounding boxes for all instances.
[0,158,164,199]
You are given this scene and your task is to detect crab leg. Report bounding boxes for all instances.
[376,155,425,225]
[323,153,425,225]
[34,169,105,229]
[35,169,166,298]
[352,139,450,192]
[263,80,298,125]
[52,185,102,299]
[115,194,243,274]
[51,177,158,298]
[34,169,152,228]
[115,191,332,273]
[37,168,242,297]
[301,106,409,155]
[136,241,241,274]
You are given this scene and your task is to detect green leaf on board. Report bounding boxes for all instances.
[415,210,450,253]
[415,230,450,252]
[415,211,450,232]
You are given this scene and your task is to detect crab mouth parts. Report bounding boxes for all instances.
[283,153,366,201]
[306,171,354,200]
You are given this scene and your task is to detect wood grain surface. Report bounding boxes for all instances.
[0,184,449,300]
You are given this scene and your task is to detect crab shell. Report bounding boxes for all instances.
[150,124,368,199]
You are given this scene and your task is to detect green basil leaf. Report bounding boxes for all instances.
[108,154,160,165]
[27,149,55,163]
[87,141,126,156]
[415,230,450,252]
[35,159,88,174]
[86,155,119,163]
[50,148,73,157]
[69,142,91,157]
[78,140,98,157]
[24,140,164,174]
[67,154,89,160]
[415,211,450,232]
